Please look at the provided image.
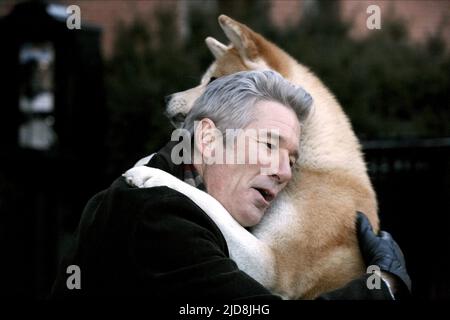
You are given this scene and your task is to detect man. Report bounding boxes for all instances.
[51,70,410,300]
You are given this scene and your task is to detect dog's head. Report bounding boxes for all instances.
[166,14,292,128]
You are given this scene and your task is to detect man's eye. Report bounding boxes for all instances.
[289,158,297,168]
[259,141,274,150]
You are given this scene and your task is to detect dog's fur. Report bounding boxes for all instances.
[126,15,379,299]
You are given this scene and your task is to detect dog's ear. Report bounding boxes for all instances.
[205,37,227,59]
[218,14,258,62]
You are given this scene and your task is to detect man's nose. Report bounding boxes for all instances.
[273,152,292,184]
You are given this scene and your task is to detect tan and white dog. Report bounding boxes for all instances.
[124,15,379,299]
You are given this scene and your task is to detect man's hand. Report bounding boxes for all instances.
[356,212,412,296]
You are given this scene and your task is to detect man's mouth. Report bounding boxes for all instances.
[252,187,275,203]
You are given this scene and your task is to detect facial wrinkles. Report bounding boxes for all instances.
[249,120,299,171]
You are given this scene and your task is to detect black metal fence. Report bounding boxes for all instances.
[363,138,450,299]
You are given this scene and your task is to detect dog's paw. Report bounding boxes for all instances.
[123,166,181,189]
[123,166,151,187]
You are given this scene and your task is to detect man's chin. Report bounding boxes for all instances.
[238,207,264,227]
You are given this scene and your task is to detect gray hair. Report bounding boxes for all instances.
[183,70,313,136]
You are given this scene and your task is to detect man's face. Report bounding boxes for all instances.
[202,100,301,227]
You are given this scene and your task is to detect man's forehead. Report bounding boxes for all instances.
[253,111,300,139]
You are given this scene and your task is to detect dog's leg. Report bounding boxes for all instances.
[123,166,276,289]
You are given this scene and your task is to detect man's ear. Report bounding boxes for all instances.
[194,118,220,160]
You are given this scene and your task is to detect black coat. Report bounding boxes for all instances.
[50,142,393,300]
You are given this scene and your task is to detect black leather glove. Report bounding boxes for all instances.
[356,212,412,296]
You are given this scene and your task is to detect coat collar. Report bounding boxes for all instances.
[145,141,206,191]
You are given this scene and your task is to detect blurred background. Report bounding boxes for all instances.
[0,0,449,300]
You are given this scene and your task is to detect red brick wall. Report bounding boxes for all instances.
[1,0,449,57]
[58,0,174,57]
[271,0,302,29]
[340,0,450,44]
